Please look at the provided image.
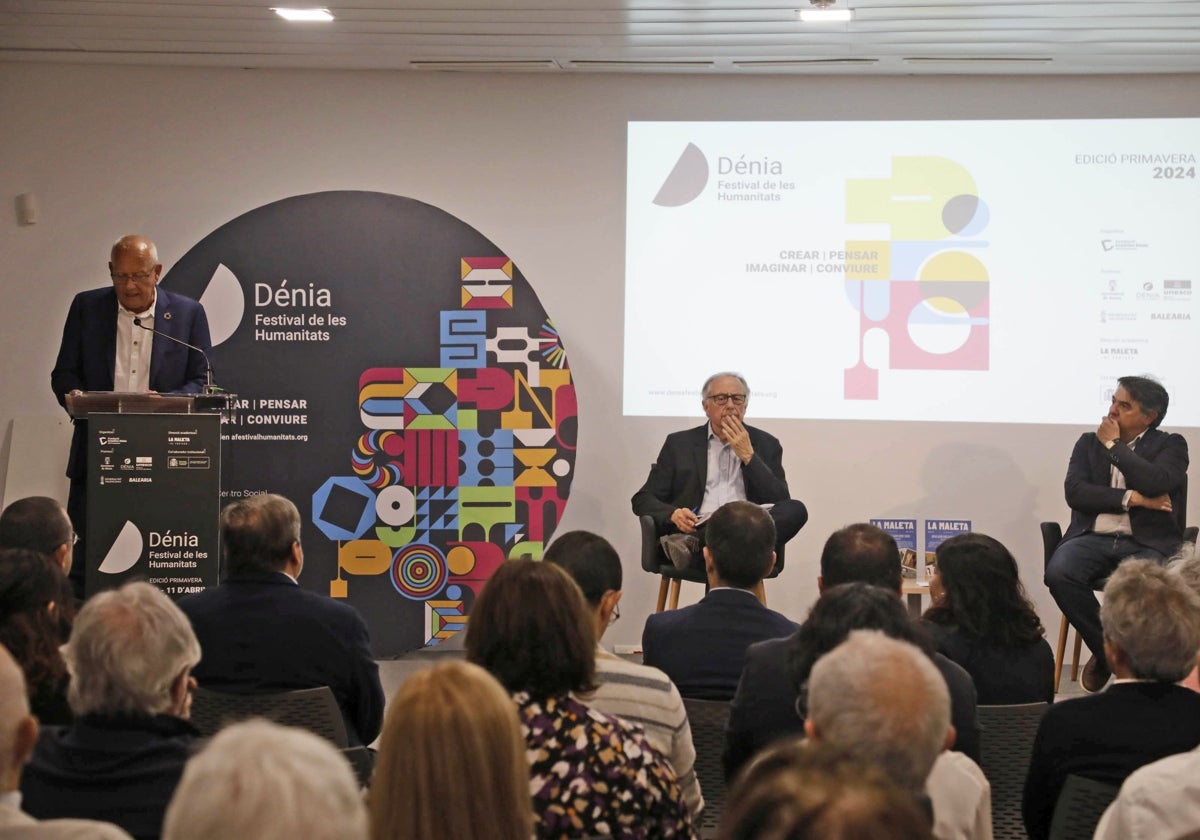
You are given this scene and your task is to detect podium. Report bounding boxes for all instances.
[66,393,231,598]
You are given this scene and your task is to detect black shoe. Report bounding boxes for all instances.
[1081,655,1111,693]
[660,534,700,570]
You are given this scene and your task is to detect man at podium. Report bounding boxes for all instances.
[50,234,212,598]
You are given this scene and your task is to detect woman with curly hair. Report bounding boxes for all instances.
[923,532,1054,704]
[0,548,75,724]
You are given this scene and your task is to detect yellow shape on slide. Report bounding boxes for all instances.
[923,296,967,316]
[921,251,988,283]
[847,157,978,240]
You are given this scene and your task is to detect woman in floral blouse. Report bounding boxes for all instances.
[466,559,695,840]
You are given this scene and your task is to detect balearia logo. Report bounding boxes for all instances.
[653,142,709,207]
[98,520,143,575]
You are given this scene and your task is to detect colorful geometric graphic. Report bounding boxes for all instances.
[844,157,991,400]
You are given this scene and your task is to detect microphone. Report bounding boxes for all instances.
[133,317,218,394]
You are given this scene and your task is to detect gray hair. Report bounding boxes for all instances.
[163,719,366,840]
[0,643,30,776]
[807,631,950,789]
[64,581,201,716]
[1168,541,1200,599]
[1101,558,1200,682]
[702,371,750,399]
[221,493,303,575]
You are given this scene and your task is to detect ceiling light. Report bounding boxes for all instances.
[272,7,334,22]
[799,8,853,22]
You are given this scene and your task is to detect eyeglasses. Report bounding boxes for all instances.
[608,604,621,626]
[111,271,156,284]
[706,393,747,406]
[71,532,80,546]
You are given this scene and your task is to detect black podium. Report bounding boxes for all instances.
[67,393,228,598]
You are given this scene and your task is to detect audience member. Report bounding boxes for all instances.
[369,661,530,840]
[0,549,74,725]
[726,582,925,778]
[163,719,365,840]
[545,529,703,817]
[1168,540,1200,692]
[726,523,980,772]
[178,493,384,745]
[1022,559,1200,840]
[806,631,991,840]
[0,641,132,839]
[642,501,796,700]
[0,496,74,577]
[922,533,1054,704]
[20,581,202,839]
[718,739,933,840]
[466,560,694,839]
[1093,741,1200,840]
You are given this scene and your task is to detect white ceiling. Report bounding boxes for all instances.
[3,0,1200,76]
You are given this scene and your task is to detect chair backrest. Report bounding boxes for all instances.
[639,514,665,573]
[977,702,1049,840]
[1040,522,1064,571]
[1047,773,1120,840]
[191,685,350,748]
[682,697,732,837]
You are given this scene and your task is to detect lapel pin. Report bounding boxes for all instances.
[163,311,172,320]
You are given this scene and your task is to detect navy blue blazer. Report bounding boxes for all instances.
[1062,428,1189,557]
[642,587,797,701]
[632,423,791,535]
[177,571,385,746]
[51,286,213,480]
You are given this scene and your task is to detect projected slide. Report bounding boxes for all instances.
[625,119,1200,426]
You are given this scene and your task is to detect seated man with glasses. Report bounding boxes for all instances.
[50,234,212,599]
[632,371,807,572]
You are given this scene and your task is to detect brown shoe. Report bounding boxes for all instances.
[1081,655,1111,693]
[660,534,701,570]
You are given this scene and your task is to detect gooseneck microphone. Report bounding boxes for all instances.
[133,317,218,394]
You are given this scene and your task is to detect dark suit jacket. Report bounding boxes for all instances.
[642,588,798,701]
[1062,428,1188,557]
[1022,681,1200,840]
[178,571,385,745]
[631,423,791,534]
[20,712,201,840]
[723,632,981,780]
[51,286,213,480]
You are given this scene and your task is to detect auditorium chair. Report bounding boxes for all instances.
[639,514,783,611]
[1047,774,1120,840]
[682,697,732,839]
[977,702,1049,840]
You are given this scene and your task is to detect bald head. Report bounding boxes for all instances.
[111,234,159,265]
[109,234,162,314]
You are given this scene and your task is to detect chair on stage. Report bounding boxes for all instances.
[976,702,1049,840]
[1039,516,1196,692]
[640,515,784,612]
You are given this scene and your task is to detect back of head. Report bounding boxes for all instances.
[807,631,950,789]
[820,524,901,591]
[1168,541,1200,600]
[465,560,596,698]
[65,581,201,717]
[370,661,530,840]
[220,493,301,575]
[925,532,1043,646]
[1117,375,1169,428]
[0,642,32,779]
[0,496,71,555]
[787,583,921,697]
[0,548,73,695]
[1101,558,1200,681]
[163,719,366,840]
[719,739,932,840]
[706,501,777,588]
[543,530,622,606]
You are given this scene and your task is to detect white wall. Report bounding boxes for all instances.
[2,63,1198,647]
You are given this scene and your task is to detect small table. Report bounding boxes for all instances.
[901,579,931,619]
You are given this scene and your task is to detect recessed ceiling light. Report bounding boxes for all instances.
[798,8,853,22]
[272,7,334,22]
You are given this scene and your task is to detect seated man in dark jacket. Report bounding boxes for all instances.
[20,582,202,839]
[178,493,384,746]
